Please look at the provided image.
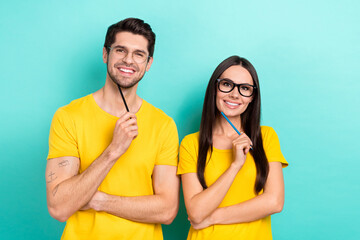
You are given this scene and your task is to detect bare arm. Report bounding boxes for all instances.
[46,112,138,222]
[191,162,285,229]
[83,165,180,224]
[182,134,252,224]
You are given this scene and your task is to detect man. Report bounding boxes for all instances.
[45,18,180,240]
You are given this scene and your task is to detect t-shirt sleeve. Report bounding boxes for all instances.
[47,108,79,160]
[177,134,198,175]
[155,118,179,166]
[262,126,288,167]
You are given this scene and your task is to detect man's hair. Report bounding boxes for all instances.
[104,18,156,57]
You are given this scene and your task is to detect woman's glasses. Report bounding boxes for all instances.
[217,78,256,97]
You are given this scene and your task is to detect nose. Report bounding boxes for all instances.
[122,52,135,65]
[229,87,240,99]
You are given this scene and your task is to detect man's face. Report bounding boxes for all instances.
[103,31,153,89]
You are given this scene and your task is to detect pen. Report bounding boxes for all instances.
[220,112,253,150]
[220,112,241,135]
[117,84,129,112]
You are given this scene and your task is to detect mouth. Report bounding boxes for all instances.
[224,100,241,108]
[118,67,136,74]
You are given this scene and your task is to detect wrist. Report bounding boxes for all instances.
[230,162,242,171]
[208,209,219,225]
[91,192,108,212]
[105,145,124,162]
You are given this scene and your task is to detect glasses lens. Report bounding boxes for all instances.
[239,84,254,97]
[110,47,148,64]
[132,52,148,64]
[218,79,234,93]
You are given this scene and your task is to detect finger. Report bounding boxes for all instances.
[244,145,250,155]
[118,112,137,122]
[118,118,138,129]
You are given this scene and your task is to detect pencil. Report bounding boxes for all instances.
[117,84,129,112]
[220,112,241,135]
[220,112,253,149]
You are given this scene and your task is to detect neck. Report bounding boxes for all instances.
[214,114,242,137]
[93,78,141,117]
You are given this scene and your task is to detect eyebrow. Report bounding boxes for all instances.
[221,78,253,85]
[112,45,147,54]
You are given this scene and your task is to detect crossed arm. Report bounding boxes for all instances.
[182,161,284,229]
[46,155,180,224]
[46,111,180,224]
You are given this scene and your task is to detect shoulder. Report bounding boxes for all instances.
[54,94,92,119]
[180,132,199,150]
[260,125,276,137]
[141,100,176,127]
[260,126,279,145]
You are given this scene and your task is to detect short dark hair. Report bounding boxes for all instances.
[104,18,156,57]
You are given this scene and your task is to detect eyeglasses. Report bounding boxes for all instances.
[217,78,256,97]
[107,46,150,64]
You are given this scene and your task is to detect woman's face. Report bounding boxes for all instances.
[216,65,254,118]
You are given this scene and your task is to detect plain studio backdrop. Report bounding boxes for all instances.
[0,0,359,239]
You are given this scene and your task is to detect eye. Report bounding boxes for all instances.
[240,85,250,91]
[134,52,145,57]
[221,80,233,87]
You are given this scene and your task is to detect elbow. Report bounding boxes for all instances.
[271,196,284,214]
[48,205,70,222]
[187,209,207,225]
[161,203,179,225]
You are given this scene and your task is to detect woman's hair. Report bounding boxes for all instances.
[197,55,269,194]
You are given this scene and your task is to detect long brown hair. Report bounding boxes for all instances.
[197,56,269,194]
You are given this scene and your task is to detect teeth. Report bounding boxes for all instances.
[225,101,239,106]
[120,68,134,73]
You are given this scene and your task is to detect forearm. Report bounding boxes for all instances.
[47,149,118,221]
[210,193,284,225]
[90,192,178,224]
[186,163,241,223]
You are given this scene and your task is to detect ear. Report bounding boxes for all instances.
[145,57,154,72]
[102,47,108,64]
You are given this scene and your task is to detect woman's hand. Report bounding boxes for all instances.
[232,133,252,169]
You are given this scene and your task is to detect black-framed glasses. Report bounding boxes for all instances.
[107,46,150,64]
[217,78,256,97]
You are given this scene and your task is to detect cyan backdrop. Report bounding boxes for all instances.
[1,0,359,239]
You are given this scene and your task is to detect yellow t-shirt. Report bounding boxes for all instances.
[48,94,179,240]
[177,126,288,240]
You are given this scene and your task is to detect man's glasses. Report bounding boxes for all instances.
[217,78,256,97]
[107,46,149,64]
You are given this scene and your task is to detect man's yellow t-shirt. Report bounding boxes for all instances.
[177,126,288,240]
[48,94,179,240]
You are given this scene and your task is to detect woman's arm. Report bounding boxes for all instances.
[182,134,252,224]
[191,162,284,229]
[182,163,241,224]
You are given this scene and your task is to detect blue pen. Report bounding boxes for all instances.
[220,112,242,135]
[220,112,253,150]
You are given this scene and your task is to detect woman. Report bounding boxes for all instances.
[178,56,288,240]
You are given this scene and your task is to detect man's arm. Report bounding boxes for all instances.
[190,162,285,229]
[83,165,180,225]
[46,112,138,222]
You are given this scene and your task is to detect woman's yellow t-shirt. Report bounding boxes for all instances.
[177,126,288,240]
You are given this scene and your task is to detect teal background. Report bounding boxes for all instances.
[1,0,359,239]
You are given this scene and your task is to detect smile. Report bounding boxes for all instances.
[119,67,135,74]
[225,101,240,106]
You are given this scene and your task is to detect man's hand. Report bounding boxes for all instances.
[107,112,138,158]
[80,191,107,211]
